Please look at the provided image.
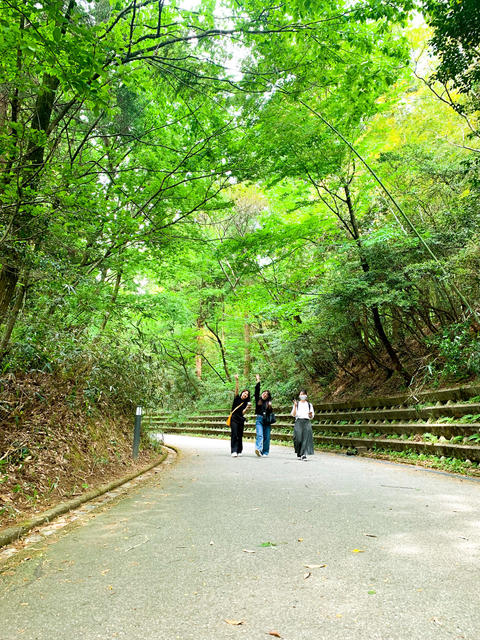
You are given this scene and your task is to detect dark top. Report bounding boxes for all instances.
[254,382,272,417]
[230,395,248,425]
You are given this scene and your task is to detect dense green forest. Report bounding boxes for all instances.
[0,0,479,416]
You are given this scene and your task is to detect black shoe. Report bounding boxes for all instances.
[301,455,307,461]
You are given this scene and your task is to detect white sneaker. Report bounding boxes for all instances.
[231,452,238,457]
[255,449,261,457]
[237,452,243,456]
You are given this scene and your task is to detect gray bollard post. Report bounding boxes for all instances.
[133,405,142,459]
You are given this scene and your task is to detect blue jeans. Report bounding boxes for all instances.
[255,415,271,455]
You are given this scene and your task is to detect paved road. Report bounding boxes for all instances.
[1,436,479,640]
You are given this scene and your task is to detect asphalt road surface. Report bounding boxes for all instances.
[1,435,479,640]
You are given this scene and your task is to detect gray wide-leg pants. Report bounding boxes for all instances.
[293,418,314,456]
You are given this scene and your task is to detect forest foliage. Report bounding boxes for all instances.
[0,0,479,412]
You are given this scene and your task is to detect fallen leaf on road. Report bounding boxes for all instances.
[268,632,282,638]
[304,564,326,569]
[242,549,256,553]
[225,619,244,626]
[298,538,304,542]
[352,549,365,553]
[304,572,312,579]
[209,541,214,545]
[365,534,377,538]
[101,569,110,575]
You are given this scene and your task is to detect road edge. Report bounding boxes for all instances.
[0,445,178,549]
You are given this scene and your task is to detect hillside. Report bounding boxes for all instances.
[0,373,158,527]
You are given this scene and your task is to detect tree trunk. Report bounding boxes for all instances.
[344,184,411,384]
[195,318,203,380]
[0,4,76,319]
[98,269,122,335]
[243,317,251,379]
[391,305,402,344]
[351,321,393,375]
[0,264,20,324]
[0,270,29,358]
[206,322,231,382]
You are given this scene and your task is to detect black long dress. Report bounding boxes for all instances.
[230,395,248,454]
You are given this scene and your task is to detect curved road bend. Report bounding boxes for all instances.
[1,435,479,640]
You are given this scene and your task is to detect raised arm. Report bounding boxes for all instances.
[254,374,260,404]
[234,373,239,396]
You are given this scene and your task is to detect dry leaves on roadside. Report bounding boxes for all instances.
[224,619,244,626]
[351,549,365,553]
[242,549,256,554]
[303,564,326,569]
[303,571,312,580]
[268,632,282,638]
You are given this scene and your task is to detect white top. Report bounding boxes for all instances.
[291,400,314,419]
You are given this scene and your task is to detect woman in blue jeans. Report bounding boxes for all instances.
[254,373,274,457]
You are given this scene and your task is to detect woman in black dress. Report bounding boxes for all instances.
[230,374,251,457]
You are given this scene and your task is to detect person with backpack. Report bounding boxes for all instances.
[291,390,315,461]
[254,373,275,457]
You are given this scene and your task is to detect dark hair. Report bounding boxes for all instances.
[299,390,308,396]
[263,389,272,400]
[240,389,251,401]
